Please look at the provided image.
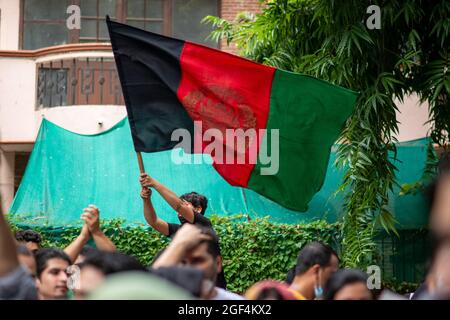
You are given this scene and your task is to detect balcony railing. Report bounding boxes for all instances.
[36,57,124,108]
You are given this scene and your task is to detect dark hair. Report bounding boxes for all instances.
[256,287,284,300]
[80,245,98,258]
[80,251,146,275]
[180,192,208,215]
[295,242,339,276]
[198,226,221,259]
[35,248,71,278]
[324,269,369,300]
[153,228,220,261]
[17,244,32,256]
[285,266,296,284]
[15,229,42,244]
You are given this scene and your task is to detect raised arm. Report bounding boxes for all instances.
[140,187,169,236]
[64,223,90,263]
[152,224,211,269]
[0,202,19,276]
[140,173,195,223]
[81,205,116,252]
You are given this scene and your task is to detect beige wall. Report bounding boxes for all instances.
[0,57,36,142]
[0,150,14,214]
[0,51,125,142]
[395,93,431,142]
[0,0,20,50]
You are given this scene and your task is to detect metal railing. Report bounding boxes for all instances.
[377,229,430,283]
[36,57,124,108]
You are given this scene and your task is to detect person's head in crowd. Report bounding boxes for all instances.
[74,245,98,265]
[178,192,208,224]
[151,224,242,300]
[426,238,450,299]
[180,227,221,297]
[290,241,339,300]
[245,280,296,300]
[74,251,146,299]
[17,244,37,279]
[427,151,450,239]
[324,269,372,300]
[15,229,42,253]
[35,248,71,300]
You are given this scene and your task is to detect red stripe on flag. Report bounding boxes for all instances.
[176,42,275,187]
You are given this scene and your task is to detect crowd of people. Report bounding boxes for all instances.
[2,153,450,300]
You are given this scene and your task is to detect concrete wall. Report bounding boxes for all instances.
[395,93,431,142]
[0,57,37,142]
[0,0,20,50]
[0,150,14,214]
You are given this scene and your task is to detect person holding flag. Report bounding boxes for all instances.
[139,173,228,289]
[139,172,211,238]
[106,17,358,213]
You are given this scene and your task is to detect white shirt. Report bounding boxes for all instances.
[211,287,245,300]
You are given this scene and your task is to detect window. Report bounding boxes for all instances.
[80,0,118,42]
[172,0,218,48]
[126,0,164,34]
[21,0,220,49]
[37,67,68,107]
[22,0,70,49]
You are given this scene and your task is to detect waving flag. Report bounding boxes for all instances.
[107,17,358,212]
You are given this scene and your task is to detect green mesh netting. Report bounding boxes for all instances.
[9,117,430,228]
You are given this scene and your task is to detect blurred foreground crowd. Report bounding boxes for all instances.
[2,153,450,300]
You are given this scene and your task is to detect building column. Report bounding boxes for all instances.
[0,149,15,214]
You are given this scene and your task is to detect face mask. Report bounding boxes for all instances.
[201,279,215,298]
[314,285,324,299]
[314,269,324,299]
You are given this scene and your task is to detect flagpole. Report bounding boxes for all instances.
[136,152,145,173]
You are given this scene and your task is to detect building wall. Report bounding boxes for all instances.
[0,57,36,142]
[395,93,431,142]
[220,0,263,54]
[0,0,20,50]
[0,151,14,214]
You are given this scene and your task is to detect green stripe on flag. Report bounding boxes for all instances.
[247,69,358,211]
